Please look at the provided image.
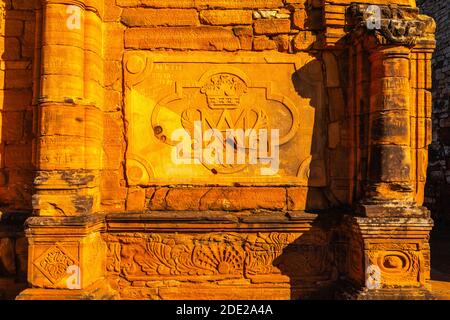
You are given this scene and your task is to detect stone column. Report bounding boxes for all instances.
[340,4,436,299]
[17,0,113,300]
[365,45,414,205]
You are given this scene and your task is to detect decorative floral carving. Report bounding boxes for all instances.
[116,233,246,279]
[245,232,296,275]
[107,232,333,282]
[106,242,121,274]
[34,245,77,284]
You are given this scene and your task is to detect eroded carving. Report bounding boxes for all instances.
[34,245,77,284]
[106,231,333,283]
[348,4,435,46]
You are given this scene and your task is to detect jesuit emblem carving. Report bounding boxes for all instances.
[124,52,324,185]
[177,72,270,174]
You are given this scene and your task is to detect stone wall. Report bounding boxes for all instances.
[417,0,450,225]
[0,0,36,211]
[101,0,338,215]
[0,0,36,298]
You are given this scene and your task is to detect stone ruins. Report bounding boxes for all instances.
[0,0,438,299]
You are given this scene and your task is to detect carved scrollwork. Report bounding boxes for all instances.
[106,231,333,282]
[367,249,420,286]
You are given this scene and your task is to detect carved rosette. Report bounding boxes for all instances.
[366,246,420,287]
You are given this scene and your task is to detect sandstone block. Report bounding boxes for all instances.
[293,31,316,51]
[233,26,253,50]
[369,145,411,182]
[147,188,169,210]
[273,34,290,52]
[126,188,146,211]
[101,171,127,201]
[254,19,291,35]
[293,9,306,29]
[322,51,340,87]
[199,187,286,211]
[253,36,276,51]
[117,0,283,9]
[125,27,240,51]
[287,187,308,211]
[200,10,252,25]
[165,188,210,210]
[0,37,21,60]
[121,8,199,27]
[2,111,23,142]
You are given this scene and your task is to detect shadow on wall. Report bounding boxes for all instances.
[271,0,361,296]
[273,215,345,299]
[0,0,37,299]
[418,0,450,227]
[270,55,351,299]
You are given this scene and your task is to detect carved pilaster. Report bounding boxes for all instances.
[19,0,110,299]
[33,0,104,217]
[17,215,115,300]
[339,215,434,300]
[346,3,435,214]
[339,4,436,299]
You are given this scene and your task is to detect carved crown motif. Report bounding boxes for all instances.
[200,73,248,109]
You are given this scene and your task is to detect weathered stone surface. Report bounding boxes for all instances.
[233,26,253,50]
[273,34,290,52]
[200,10,252,25]
[418,0,450,222]
[125,27,241,50]
[116,0,284,9]
[124,51,321,185]
[293,31,316,51]
[254,19,291,35]
[121,9,199,27]
[253,35,276,50]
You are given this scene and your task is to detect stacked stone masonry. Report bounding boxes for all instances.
[0,0,439,300]
[417,0,450,225]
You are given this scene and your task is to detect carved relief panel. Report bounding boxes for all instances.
[104,231,333,284]
[124,52,326,186]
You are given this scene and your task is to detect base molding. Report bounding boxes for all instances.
[16,279,118,300]
[341,209,434,297]
[336,282,435,300]
[13,209,435,300]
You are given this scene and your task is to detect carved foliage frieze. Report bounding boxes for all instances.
[104,231,333,282]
